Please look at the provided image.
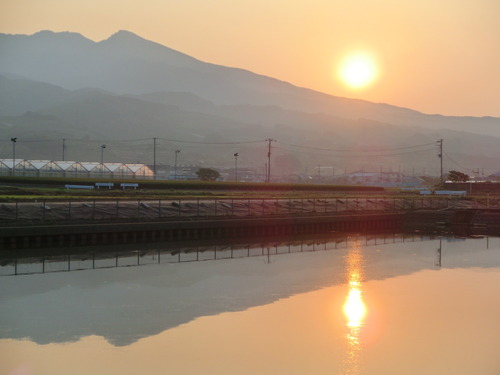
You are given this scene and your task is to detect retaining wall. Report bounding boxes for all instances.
[0,213,403,250]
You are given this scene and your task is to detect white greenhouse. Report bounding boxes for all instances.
[0,159,154,179]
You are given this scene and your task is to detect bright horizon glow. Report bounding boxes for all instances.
[339,53,378,90]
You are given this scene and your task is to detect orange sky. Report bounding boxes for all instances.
[1,0,499,117]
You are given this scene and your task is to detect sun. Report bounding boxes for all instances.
[338,53,378,89]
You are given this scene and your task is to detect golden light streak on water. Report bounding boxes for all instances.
[342,240,366,375]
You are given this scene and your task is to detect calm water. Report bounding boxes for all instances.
[1,234,500,375]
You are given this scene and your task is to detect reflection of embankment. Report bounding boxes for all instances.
[1,234,497,347]
[0,231,432,277]
[404,209,500,235]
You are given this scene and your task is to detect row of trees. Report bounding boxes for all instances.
[196,168,220,181]
[197,168,472,183]
[447,170,469,182]
[199,168,472,183]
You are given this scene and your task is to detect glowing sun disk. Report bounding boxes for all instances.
[339,54,377,89]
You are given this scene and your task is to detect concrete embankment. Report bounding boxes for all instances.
[2,208,499,251]
[0,212,403,250]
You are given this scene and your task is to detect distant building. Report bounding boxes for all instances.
[166,165,200,181]
[487,171,500,181]
[0,159,154,179]
[221,167,259,182]
[338,171,426,188]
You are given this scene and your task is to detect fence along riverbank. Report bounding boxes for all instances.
[0,196,477,225]
[0,196,497,250]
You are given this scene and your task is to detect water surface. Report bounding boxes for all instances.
[1,234,500,374]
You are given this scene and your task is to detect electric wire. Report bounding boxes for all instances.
[278,141,439,153]
[443,151,473,171]
[1,137,265,145]
[443,151,496,174]
[274,144,439,158]
[157,137,265,145]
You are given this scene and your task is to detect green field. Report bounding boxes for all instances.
[0,176,387,201]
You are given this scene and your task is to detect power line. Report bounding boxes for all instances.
[278,141,438,153]
[0,138,153,144]
[157,137,265,145]
[443,151,470,170]
[0,137,265,145]
[274,144,438,158]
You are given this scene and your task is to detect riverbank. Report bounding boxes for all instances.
[1,195,485,226]
[0,211,404,250]
[2,206,500,250]
[2,177,500,250]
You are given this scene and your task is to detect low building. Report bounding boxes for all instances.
[338,171,426,187]
[0,159,154,179]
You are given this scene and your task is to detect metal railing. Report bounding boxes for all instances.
[0,196,475,226]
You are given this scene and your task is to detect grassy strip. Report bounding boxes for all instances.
[0,176,385,201]
[0,175,383,191]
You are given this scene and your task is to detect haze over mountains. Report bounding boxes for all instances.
[0,30,498,176]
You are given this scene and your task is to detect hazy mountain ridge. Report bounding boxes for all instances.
[0,30,498,173]
[1,73,499,172]
[0,74,68,116]
[0,31,496,122]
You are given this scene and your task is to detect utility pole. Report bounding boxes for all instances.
[473,168,480,182]
[100,144,106,164]
[438,139,443,187]
[153,137,157,179]
[174,149,181,180]
[11,137,17,176]
[266,138,276,183]
[62,138,66,161]
[234,152,239,182]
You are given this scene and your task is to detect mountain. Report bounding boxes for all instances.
[0,30,498,174]
[1,31,498,129]
[0,74,67,116]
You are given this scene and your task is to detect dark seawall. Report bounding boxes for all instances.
[0,213,402,250]
[2,208,499,251]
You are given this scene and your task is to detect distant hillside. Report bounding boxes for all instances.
[0,30,498,174]
[1,75,498,175]
[0,74,67,116]
[1,31,498,134]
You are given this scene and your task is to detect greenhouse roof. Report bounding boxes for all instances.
[0,159,153,174]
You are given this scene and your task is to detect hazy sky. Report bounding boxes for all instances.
[1,0,499,117]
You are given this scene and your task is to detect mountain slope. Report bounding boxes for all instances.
[0,31,499,174]
[0,74,67,116]
[1,76,499,174]
[0,30,498,138]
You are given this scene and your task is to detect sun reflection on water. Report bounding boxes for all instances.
[342,241,366,375]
